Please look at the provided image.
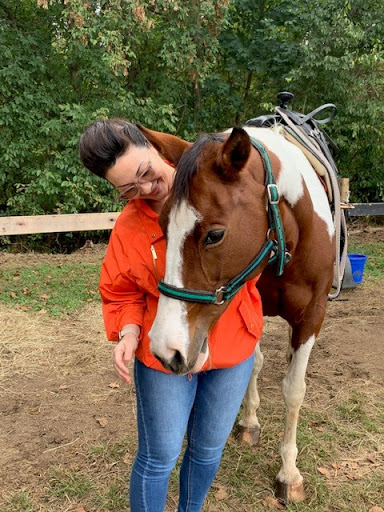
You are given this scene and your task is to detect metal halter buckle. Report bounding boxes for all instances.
[267,184,279,205]
[214,286,226,305]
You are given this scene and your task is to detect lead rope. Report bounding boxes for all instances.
[277,108,347,299]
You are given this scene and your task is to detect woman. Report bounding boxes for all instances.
[79,119,264,512]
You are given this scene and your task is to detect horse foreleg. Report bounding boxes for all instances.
[237,342,264,445]
[276,334,315,503]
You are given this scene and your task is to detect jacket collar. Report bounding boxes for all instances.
[131,199,164,243]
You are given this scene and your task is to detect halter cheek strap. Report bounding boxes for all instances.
[158,138,290,305]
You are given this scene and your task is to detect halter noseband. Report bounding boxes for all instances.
[158,137,290,305]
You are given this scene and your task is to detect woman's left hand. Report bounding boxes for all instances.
[113,333,139,384]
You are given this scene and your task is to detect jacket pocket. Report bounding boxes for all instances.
[238,299,263,340]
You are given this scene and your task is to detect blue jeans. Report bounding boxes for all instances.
[130,354,255,512]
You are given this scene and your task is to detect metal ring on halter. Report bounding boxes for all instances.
[285,251,292,263]
[267,183,279,205]
[214,286,226,305]
[267,228,277,242]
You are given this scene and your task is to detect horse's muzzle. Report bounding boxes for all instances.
[154,350,188,375]
[153,337,208,375]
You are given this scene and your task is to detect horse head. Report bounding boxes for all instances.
[148,127,273,374]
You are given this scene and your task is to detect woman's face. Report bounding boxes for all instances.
[105,144,175,212]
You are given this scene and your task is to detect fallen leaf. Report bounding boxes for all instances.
[214,484,228,501]
[72,506,86,512]
[346,473,362,481]
[38,309,47,314]
[317,466,331,479]
[40,294,50,299]
[122,454,131,465]
[10,291,17,298]
[13,276,21,281]
[20,305,31,311]
[96,416,108,428]
[263,495,285,510]
[108,382,120,389]
[331,462,341,470]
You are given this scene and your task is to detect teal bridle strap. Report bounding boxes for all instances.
[250,137,288,277]
[158,239,275,305]
[158,137,290,305]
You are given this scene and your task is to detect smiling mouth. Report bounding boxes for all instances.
[151,180,160,194]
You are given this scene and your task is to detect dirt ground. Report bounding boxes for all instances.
[0,239,383,510]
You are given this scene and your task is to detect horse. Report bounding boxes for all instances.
[138,122,336,503]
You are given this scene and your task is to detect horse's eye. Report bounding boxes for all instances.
[203,229,225,247]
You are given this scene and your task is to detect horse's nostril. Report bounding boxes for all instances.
[153,350,186,374]
[172,350,183,366]
[168,350,186,374]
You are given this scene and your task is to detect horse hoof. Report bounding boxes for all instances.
[275,479,305,503]
[236,425,260,446]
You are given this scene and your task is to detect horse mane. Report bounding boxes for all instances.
[171,133,226,204]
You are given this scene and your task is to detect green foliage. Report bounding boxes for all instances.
[285,0,384,202]
[1,0,383,241]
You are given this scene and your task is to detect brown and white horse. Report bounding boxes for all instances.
[140,124,335,502]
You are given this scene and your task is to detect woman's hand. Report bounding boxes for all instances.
[113,333,139,384]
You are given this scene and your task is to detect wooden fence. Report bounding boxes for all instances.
[0,204,383,236]
[0,212,120,236]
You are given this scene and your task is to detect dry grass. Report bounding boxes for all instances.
[0,304,107,384]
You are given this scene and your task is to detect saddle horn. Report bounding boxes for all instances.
[277,91,294,109]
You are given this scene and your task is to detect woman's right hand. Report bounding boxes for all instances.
[113,333,139,384]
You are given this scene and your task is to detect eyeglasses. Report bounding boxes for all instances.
[117,165,157,202]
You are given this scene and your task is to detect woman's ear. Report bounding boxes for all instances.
[136,124,191,165]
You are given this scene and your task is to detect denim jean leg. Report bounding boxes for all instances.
[178,354,255,512]
[130,359,197,512]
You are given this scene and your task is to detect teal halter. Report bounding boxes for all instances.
[158,137,290,305]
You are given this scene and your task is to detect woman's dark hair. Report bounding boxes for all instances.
[79,119,150,178]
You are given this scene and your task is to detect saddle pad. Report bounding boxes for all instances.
[276,126,333,202]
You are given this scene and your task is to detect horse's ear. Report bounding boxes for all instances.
[217,127,251,181]
[136,124,191,164]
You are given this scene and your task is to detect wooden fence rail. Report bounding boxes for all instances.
[0,212,120,236]
[0,204,383,236]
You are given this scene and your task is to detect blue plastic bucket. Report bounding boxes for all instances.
[347,254,367,284]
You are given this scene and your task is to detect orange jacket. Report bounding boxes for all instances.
[99,199,263,373]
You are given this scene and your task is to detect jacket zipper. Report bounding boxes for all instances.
[150,244,161,281]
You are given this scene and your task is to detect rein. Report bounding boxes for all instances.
[158,137,290,305]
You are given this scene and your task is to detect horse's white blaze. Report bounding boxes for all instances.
[278,334,315,485]
[242,127,335,239]
[149,201,201,363]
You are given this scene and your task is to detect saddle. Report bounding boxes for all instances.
[245,92,348,300]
